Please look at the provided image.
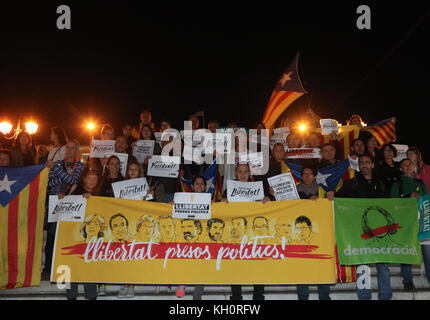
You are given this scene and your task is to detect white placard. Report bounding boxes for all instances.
[320,119,339,135]
[267,173,300,201]
[112,177,153,201]
[154,132,163,147]
[172,192,212,220]
[48,195,87,223]
[90,140,115,158]
[133,140,155,164]
[147,155,180,178]
[270,132,289,151]
[154,131,180,148]
[393,144,409,162]
[273,127,290,135]
[105,152,128,178]
[205,133,233,155]
[239,152,265,175]
[286,148,321,159]
[348,155,360,172]
[226,180,264,202]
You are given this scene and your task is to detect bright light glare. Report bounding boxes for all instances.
[298,123,307,132]
[0,122,13,135]
[25,122,38,135]
[87,123,95,130]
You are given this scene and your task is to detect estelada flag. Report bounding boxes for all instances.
[262,52,307,131]
[286,159,350,192]
[180,158,223,201]
[0,165,49,290]
[364,117,396,147]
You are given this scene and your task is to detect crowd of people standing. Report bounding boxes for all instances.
[0,108,429,300]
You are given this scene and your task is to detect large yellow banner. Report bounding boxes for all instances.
[52,197,336,284]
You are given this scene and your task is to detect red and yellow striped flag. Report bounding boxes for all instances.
[335,245,356,283]
[316,125,360,160]
[364,117,396,147]
[262,53,307,131]
[0,165,49,290]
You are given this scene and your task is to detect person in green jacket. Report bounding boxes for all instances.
[390,158,429,292]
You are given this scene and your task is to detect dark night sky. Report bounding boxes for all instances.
[0,2,428,159]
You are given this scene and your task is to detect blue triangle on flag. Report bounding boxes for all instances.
[285,159,350,192]
[0,164,46,207]
[181,159,218,196]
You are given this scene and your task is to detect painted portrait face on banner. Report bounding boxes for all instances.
[230,217,247,242]
[158,216,175,242]
[137,215,155,242]
[181,219,201,242]
[208,219,225,242]
[275,216,292,242]
[253,217,269,237]
[110,214,129,242]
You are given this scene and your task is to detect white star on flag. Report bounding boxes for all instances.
[279,71,293,87]
[0,174,17,194]
[205,178,215,192]
[316,171,332,188]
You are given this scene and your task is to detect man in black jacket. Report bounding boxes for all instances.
[336,154,392,300]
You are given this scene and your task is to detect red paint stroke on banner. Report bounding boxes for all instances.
[360,224,402,239]
[61,241,332,261]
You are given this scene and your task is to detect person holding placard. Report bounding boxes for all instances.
[137,124,162,174]
[221,163,270,301]
[115,157,155,298]
[169,176,209,299]
[258,143,287,201]
[65,165,103,300]
[100,155,125,198]
[114,135,131,155]
[98,124,116,168]
[92,156,121,297]
[152,136,180,203]
[292,166,333,300]
[42,139,84,281]
[100,124,115,141]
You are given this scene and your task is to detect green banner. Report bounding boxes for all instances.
[334,198,422,265]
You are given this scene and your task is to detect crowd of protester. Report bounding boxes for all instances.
[0,108,429,301]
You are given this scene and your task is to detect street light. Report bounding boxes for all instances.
[298,123,307,132]
[86,122,96,145]
[0,122,13,135]
[25,121,38,135]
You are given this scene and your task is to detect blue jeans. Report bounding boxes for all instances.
[296,284,331,300]
[356,263,392,300]
[422,244,430,285]
[400,264,413,284]
[401,245,430,286]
